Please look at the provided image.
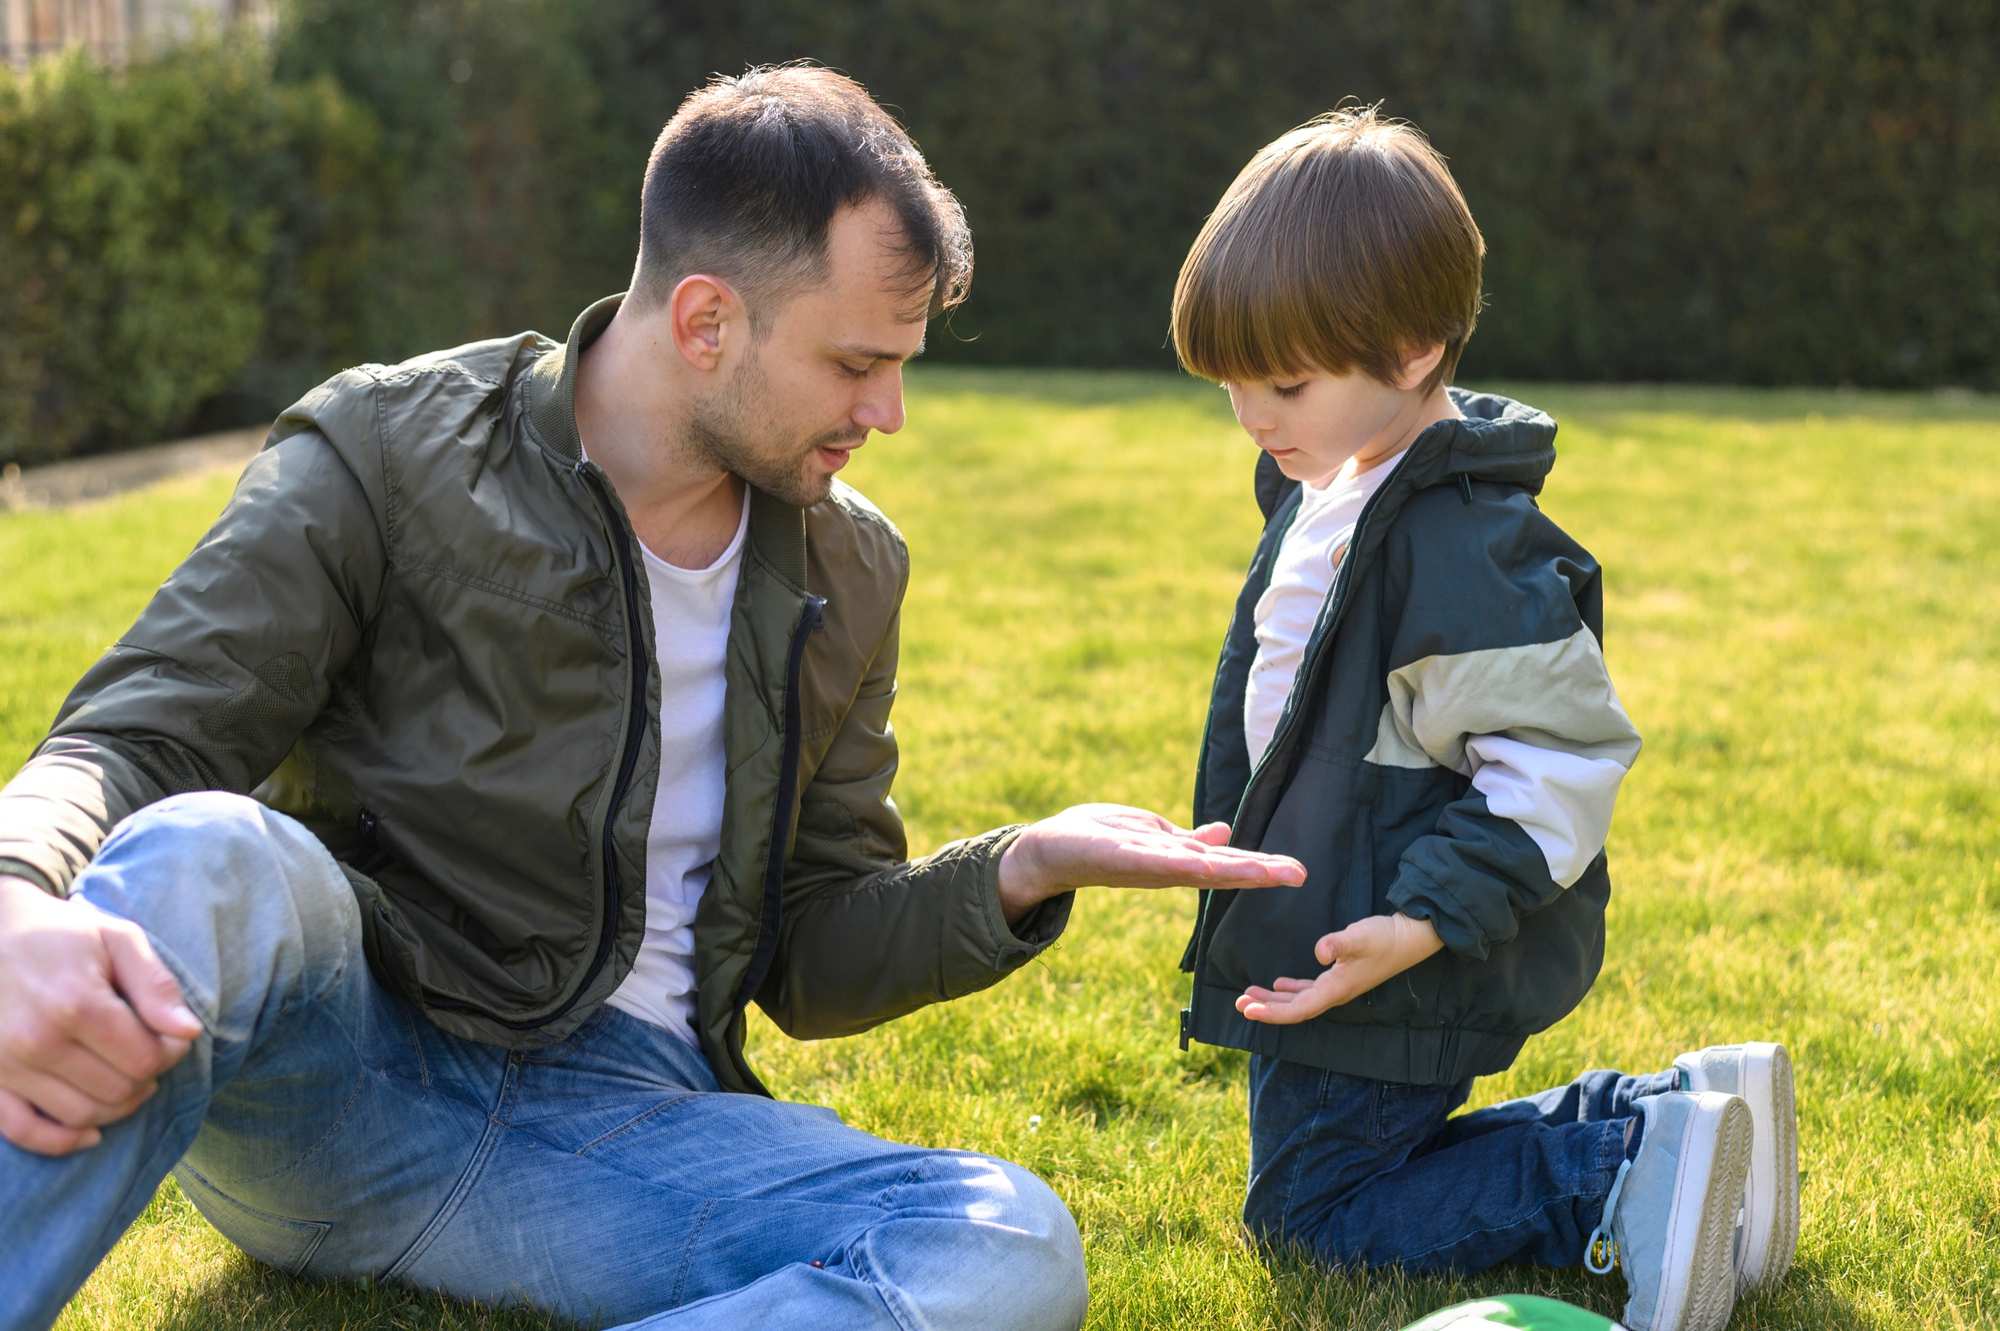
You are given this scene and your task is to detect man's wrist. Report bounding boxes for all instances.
[0,873,57,922]
[995,825,1054,925]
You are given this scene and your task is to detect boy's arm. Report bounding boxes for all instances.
[1372,501,1641,960]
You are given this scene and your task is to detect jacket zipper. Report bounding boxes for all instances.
[1181,478,1403,1047]
[431,463,649,1030]
[732,595,827,1011]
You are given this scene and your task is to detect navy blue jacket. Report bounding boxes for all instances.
[1181,391,1641,1085]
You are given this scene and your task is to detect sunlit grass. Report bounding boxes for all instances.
[8,373,1996,1329]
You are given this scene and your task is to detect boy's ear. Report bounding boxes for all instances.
[1395,341,1448,392]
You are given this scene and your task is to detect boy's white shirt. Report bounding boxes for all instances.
[1244,451,1406,772]
[1246,449,1627,890]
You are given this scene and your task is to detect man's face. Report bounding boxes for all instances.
[1221,364,1417,487]
[690,198,928,507]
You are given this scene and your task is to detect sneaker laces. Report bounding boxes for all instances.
[1584,1156,1635,1275]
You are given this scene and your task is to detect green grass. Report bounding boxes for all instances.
[7,372,1996,1329]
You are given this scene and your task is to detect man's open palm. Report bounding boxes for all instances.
[998,803,1304,919]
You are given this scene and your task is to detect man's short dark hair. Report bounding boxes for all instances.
[630,63,972,328]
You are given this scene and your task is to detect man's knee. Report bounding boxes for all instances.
[92,792,360,998]
[901,1154,1087,1331]
[990,1157,1086,1284]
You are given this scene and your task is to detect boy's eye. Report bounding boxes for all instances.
[1274,381,1307,399]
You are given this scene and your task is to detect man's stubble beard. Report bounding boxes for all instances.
[685,350,857,508]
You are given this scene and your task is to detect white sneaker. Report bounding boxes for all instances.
[1586,1090,1751,1331]
[1675,1042,1800,1290]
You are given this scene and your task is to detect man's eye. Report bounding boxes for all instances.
[1274,382,1307,399]
[839,362,871,379]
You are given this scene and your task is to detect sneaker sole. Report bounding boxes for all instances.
[1652,1094,1752,1331]
[1737,1042,1800,1290]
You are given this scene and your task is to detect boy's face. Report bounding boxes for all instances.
[1222,365,1422,487]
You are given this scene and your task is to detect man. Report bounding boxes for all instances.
[0,65,1301,1330]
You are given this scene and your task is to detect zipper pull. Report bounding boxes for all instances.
[1178,1006,1192,1052]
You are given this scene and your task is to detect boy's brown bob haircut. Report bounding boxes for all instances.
[1171,105,1484,397]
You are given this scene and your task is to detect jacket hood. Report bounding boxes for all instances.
[1255,389,1558,520]
[1405,388,1559,495]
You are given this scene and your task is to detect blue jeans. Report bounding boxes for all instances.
[0,793,1088,1330]
[1245,1054,1677,1274]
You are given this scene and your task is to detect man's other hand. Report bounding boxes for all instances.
[1234,912,1444,1025]
[996,803,1305,923]
[0,875,204,1156]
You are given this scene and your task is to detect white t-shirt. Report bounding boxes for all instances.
[1243,451,1408,771]
[603,490,751,1039]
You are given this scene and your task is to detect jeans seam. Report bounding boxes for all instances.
[175,1161,333,1275]
[1274,1069,1336,1236]
[873,1162,931,1213]
[1395,1122,1629,1266]
[380,1106,509,1281]
[84,1101,209,1277]
[1397,1189,1601,1267]
[844,1221,926,1331]
[573,1092,701,1157]
[667,1198,718,1308]
[227,1061,371,1187]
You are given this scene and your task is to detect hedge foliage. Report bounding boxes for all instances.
[2,0,1994,463]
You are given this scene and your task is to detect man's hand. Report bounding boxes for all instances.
[0,875,204,1156]
[1235,912,1444,1025]
[996,803,1306,923]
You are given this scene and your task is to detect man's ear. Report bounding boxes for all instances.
[668,274,743,372]
[1395,341,1448,392]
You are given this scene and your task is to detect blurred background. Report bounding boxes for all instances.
[2,0,1995,467]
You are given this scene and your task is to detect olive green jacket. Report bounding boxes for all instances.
[0,295,1071,1094]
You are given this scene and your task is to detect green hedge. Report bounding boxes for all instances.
[3,0,1994,463]
[0,38,388,465]
[587,0,1997,388]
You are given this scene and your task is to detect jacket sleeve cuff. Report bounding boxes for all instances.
[968,824,1075,962]
[0,855,64,898]
[1388,866,1492,961]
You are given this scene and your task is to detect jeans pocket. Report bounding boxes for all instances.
[1372,1080,1451,1146]
[173,1165,332,1277]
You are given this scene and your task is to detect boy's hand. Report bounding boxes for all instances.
[1235,912,1444,1025]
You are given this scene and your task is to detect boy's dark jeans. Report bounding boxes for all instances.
[1246,1056,1679,1273]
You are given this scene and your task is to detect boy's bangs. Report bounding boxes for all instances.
[1172,253,1325,386]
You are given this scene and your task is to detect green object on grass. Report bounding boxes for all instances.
[1401,1294,1625,1331]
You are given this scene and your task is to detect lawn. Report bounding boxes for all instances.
[5,372,1996,1330]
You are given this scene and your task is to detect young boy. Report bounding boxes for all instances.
[1168,108,1800,1331]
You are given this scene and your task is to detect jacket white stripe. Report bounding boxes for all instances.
[1365,627,1641,888]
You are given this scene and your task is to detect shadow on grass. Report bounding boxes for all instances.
[150,1257,568,1331]
[1257,1242,1869,1331]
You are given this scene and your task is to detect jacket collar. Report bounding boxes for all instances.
[1254,388,1559,522]
[1393,388,1559,495]
[527,293,810,592]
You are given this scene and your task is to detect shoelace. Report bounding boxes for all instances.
[1584,1156,1635,1275]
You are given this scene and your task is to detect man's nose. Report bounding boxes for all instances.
[854,370,906,436]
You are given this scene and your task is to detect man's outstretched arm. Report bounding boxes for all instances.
[756,610,1302,1041]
